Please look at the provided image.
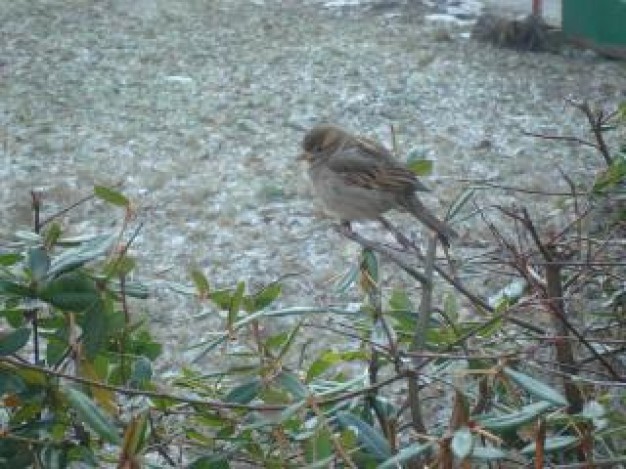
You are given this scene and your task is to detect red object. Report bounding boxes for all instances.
[532,0,543,16]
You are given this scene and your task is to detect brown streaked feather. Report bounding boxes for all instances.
[325,139,430,193]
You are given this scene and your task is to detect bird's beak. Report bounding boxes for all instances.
[297,151,312,162]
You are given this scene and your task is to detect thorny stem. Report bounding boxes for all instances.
[340,227,545,334]
[408,235,437,434]
[30,190,43,364]
[495,208,622,382]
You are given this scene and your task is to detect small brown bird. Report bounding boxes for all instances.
[298,125,457,247]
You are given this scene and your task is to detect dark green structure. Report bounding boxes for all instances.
[562,0,626,58]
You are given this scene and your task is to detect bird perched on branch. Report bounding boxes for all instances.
[298,124,457,248]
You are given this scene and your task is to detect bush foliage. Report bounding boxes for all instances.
[1,101,625,467]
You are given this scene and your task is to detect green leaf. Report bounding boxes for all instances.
[0,370,26,393]
[470,446,508,460]
[406,149,434,177]
[275,370,308,400]
[618,101,626,121]
[451,426,474,460]
[0,280,33,298]
[48,234,116,278]
[64,387,121,444]
[520,435,579,455]
[593,156,626,192]
[244,402,304,430]
[188,455,230,469]
[190,268,210,297]
[104,255,136,278]
[210,289,233,310]
[26,248,50,282]
[120,412,149,463]
[334,264,358,293]
[246,282,281,312]
[110,279,149,299]
[336,411,392,461]
[305,428,334,463]
[476,401,554,432]
[225,378,261,404]
[446,187,475,220]
[94,185,129,208]
[388,289,414,312]
[81,300,106,358]
[488,279,527,310]
[407,159,433,176]
[43,221,63,248]
[130,356,153,388]
[0,252,23,266]
[227,281,245,326]
[38,272,100,312]
[361,248,378,284]
[275,320,303,363]
[306,350,368,382]
[0,327,31,356]
[379,442,434,468]
[504,367,568,407]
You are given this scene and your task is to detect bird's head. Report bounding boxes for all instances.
[298,125,347,163]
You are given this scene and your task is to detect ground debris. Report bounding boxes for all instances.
[471,13,563,53]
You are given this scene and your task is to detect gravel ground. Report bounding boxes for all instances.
[2,0,625,368]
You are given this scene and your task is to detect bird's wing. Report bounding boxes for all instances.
[326,139,430,193]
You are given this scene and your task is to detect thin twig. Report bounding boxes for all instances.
[522,130,599,151]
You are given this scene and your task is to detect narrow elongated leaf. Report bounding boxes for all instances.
[43,222,63,248]
[130,356,153,388]
[504,367,568,407]
[0,252,22,266]
[0,370,26,394]
[81,299,106,358]
[334,264,358,293]
[470,446,508,460]
[94,185,129,208]
[446,187,475,220]
[120,412,149,463]
[336,411,392,461]
[306,350,368,382]
[520,436,579,455]
[246,282,281,312]
[48,234,116,278]
[188,455,230,469]
[360,249,379,285]
[477,401,553,432]
[27,247,50,282]
[305,428,333,463]
[227,282,245,327]
[244,402,304,430]
[190,268,210,298]
[406,155,433,176]
[79,361,117,414]
[451,426,473,460]
[276,370,308,400]
[276,320,303,363]
[64,387,120,444]
[379,442,434,468]
[225,378,261,404]
[0,279,33,298]
[38,272,100,312]
[0,327,31,356]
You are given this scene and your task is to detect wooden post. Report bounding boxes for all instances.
[532,0,543,16]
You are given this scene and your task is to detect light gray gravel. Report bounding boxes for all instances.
[2,0,625,368]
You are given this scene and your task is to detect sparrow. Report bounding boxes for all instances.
[298,124,457,247]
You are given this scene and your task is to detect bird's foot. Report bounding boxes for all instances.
[336,220,354,237]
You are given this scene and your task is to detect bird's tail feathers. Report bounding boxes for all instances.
[405,196,458,248]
